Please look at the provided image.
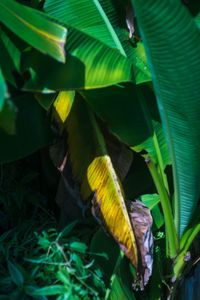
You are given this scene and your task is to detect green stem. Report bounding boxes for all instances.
[147,158,179,258]
[174,222,200,278]
[152,133,169,194]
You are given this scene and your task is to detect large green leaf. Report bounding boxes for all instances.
[0,0,67,63]
[44,0,151,84]
[66,95,138,268]
[81,83,159,147]
[82,82,170,187]
[0,94,53,163]
[131,0,200,237]
[21,32,133,91]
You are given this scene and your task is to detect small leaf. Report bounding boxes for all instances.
[7,261,24,287]
[139,194,164,229]
[53,91,75,125]
[57,220,78,241]
[34,93,56,111]
[29,285,67,296]
[69,241,87,253]
[71,252,85,277]
[139,194,160,210]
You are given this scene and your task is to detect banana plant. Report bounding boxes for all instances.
[1,0,200,299]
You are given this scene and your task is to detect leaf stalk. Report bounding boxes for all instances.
[146,159,179,258]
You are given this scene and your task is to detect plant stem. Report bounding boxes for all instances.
[152,133,169,194]
[146,158,179,258]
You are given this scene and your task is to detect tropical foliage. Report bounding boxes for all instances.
[0,0,200,299]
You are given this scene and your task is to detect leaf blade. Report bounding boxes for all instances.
[66,95,138,267]
[0,0,67,62]
[131,0,200,236]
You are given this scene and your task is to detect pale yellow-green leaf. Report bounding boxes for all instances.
[52,91,75,128]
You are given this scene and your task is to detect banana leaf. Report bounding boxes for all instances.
[131,0,200,237]
[44,0,151,84]
[0,0,67,63]
[66,95,138,268]
[0,94,53,163]
[82,83,170,189]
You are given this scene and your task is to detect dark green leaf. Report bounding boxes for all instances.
[34,93,57,111]
[56,220,78,241]
[81,83,159,147]
[7,261,24,287]
[90,229,121,284]
[0,94,53,163]
[0,99,17,134]
[131,0,200,237]
[90,229,135,300]
[44,0,151,84]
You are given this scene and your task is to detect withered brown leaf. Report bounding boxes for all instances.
[128,200,153,290]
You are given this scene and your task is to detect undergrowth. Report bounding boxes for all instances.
[0,155,106,299]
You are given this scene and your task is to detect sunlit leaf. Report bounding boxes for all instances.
[44,0,151,84]
[21,34,133,91]
[53,91,75,124]
[66,95,138,268]
[0,0,67,62]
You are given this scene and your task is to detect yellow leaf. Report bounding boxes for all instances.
[66,95,138,267]
[52,91,75,131]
